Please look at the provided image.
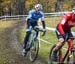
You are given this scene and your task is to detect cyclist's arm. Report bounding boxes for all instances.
[58,15,69,35]
[40,13,46,29]
[41,20,46,30]
[41,18,46,36]
[58,19,65,35]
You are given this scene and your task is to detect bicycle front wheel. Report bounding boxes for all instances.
[29,39,39,62]
[48,44,58,64]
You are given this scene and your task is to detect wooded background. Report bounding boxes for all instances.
[0,0,75,16]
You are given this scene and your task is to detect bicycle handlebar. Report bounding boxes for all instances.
[33,29,44,32]
[33,29,45,36]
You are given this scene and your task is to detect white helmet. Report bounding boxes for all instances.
[72,6,75,14]
[35,4,43,10]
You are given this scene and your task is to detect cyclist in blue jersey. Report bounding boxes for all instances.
[22,4,46,56]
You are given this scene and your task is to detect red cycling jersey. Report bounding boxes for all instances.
[57,12,75,35]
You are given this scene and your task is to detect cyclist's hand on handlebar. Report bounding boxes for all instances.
[42,29,46,36]
[61,34,66,39]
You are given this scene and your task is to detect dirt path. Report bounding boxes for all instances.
[0,20,47,64]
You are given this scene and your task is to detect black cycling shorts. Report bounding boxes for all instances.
[55,29,73,41]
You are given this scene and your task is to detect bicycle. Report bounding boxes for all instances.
[48,37,75,64]
[25,28,44,62]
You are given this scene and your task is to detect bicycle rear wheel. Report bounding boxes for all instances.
[29,39,39,62]
[67,48,75,64]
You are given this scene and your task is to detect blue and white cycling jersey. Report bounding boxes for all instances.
[26,9,44,23]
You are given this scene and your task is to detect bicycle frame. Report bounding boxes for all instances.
[59,38,75,63]
[30,30,37,47]
[29,29,43,62]
[27,28,43,50]
[30,29,43,47]
[26,29,37,50]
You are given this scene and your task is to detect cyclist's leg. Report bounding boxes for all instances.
[22,20,32,56]
[52,29,65,61]
[23,20,32,49]
[29,22,39,49]
[54,29,67,50]
[52,38,65,61]
[23,22,38,49]
[52,30,73,61]
[67,39,73,51]
[34,26,39,40]
[32,22,39,40]
[67,31,73,50]
[66,31,74,63]
[23,30,31,49]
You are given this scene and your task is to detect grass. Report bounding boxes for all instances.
[0,20,16,29]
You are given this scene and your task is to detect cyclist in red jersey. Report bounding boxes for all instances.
[52,7,75,61]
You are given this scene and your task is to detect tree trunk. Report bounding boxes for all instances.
[55,0,63,12]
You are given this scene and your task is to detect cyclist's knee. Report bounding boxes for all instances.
[67,39,73,47]
[26,31,31,37]
[55,38,65,50]
[58,38,65,47]
[24,31,31,42]
[68,38,73,41]
[59,38,65,43]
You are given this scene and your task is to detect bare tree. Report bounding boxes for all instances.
[55,0,63,12]
[13,0,25,15]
